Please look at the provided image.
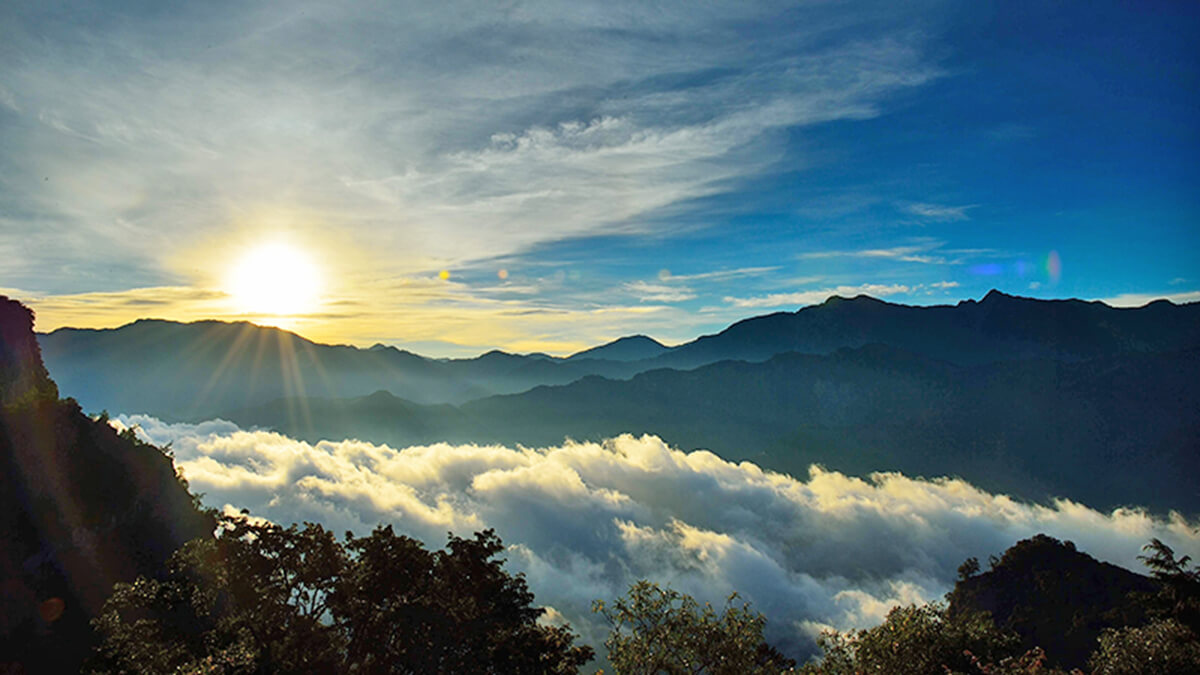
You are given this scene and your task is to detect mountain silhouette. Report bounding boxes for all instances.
[38,291,1200,421]
[566,335,670,362]
[1,296,212,672]
[222,342,1200,514]
[648,290,1200,369]
[948,534,1155,669]
[38,319,642,417]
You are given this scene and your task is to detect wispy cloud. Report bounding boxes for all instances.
[0,1,945,351]
[724,283,911,308]
[119,418,1200,663]
[657,266,780,282]
[800,242,948,264]
[899,202,975,221]
[623,281,697,303]
[1,3,940,286]
[1099,290,1200,307]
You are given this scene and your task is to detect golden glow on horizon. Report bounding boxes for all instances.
[226,241,323,317]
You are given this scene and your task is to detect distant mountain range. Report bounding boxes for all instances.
[225,343,1200,513]
[565,334,670,362]
[39,290,1200,416]
[38,291,1200,513]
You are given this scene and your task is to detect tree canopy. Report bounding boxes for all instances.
[593,580,795,674]
[89,512,593,674]
[797,602,1032,675]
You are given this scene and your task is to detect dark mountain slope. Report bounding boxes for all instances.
[948,534,1156,669]
[228,344,1200,514]
[0,297,212,673]
[40,292,1200,420]
[643,291,1200,369]
[567,335,670,362]
[38,319,639,417]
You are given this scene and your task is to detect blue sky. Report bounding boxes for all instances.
[1,0,1197,355]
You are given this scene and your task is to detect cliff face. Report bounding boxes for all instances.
[0,296,213,673]
[0,297,57,406]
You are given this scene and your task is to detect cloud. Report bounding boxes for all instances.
[899,202,975,221]
[657,266,780,283]
[623,281,697,303]
[0,2,950,355]
[724,283,911,308]
[1100,290,1200,307]
[800,242,948,264]
[1,3,939,290]
[119,416,1200,663]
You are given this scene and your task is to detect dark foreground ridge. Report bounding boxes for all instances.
[0,296,212,672]
[948,534,1155,669]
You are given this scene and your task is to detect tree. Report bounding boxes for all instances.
[958,557,981,581]
[89,512,593,674]
[1089,619,1200,675]
[799,602,1027,675]
[593,580,795,674]
[1136,538,1200,632]
[1086,539,1200,674]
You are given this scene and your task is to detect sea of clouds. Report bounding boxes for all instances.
[117,415,1200,661]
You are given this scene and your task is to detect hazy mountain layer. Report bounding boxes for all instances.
[225,345,1200,514]
[38,319,641,417]
[37,291,1200,419]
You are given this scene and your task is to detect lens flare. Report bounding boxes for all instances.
[1046,250,1062,284]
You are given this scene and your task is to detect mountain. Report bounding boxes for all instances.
[948,534,1156,669]
[566,335,670,362]
[224,343,1200,514]
[38,291,1200,420]
[646,290,1200,369]
[38,319,643,418]
[1,296,212,673]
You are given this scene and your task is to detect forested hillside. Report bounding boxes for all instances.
[0,297,213,672]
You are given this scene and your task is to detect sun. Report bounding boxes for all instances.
[226,241,323,316]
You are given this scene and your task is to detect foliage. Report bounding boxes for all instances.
[958,556,981,580]
[89,512,593,674]
[1135,538,1200,632]
[798,602,1024,675]
[945,535,1153,670]
[593,580,795,674]
[1088,619,1200,674]
[1087,539,1200,674]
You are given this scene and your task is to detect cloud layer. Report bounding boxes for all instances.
[119,415,1200,662]
[1,2,935,297]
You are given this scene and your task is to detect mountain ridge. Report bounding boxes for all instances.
[37,291,1200,420]
[219,341,1200,514]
